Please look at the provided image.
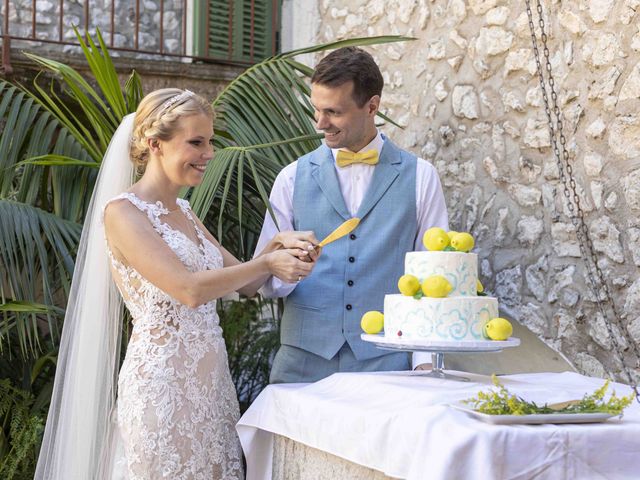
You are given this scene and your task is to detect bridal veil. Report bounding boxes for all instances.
[35,113,136,479]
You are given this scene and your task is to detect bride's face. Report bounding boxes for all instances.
[155,113,214,187]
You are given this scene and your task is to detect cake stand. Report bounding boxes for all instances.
[361,333,521,382]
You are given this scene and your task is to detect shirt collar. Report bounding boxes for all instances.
[330,130,384,163]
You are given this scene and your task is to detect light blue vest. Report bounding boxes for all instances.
[281,139,417,360]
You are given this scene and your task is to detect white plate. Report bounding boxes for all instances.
[449,403,618,425]
[361,333,520,353]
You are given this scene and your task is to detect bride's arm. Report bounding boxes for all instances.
[188,214,320,296]
[104,201,314,307]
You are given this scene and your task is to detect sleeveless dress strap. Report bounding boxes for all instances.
[102,192,165,232]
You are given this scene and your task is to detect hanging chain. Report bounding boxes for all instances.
[525,0,640,402]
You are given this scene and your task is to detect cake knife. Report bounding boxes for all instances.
[317,217,360,248]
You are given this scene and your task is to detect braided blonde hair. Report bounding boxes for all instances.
[130,88,213,171]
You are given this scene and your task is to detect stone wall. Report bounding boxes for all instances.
[2,0,184,55]
[306,0,640,383]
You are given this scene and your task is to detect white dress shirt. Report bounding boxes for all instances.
[254,131,449,368]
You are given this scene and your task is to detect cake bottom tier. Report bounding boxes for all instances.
[383,294,499,341]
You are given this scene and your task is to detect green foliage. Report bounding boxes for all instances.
[0,28,142,480]
[218,298,280,412]
[463,375,635,416]
[0,380,45,479]
[0,28,142,355]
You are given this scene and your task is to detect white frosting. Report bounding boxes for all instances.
[405,251,477,297]
[384,294,499,341]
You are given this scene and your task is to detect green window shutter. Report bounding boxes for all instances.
[208,0,233,59]
[194,0,280,63]
[235,0,278,63]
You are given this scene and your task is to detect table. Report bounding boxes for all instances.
[236,371,640,480]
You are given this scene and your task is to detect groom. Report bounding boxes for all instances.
[255,47,449,383]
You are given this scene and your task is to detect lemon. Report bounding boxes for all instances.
[361,311,384,334]
[450,232,475,252]
[483,317,513,341]
[398,274,421,296]
[477,279,484,294]
[447,230,459,242]
[421,275,453,298]
[422,227,450,251]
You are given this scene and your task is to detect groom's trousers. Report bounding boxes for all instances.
[270,343,410,384]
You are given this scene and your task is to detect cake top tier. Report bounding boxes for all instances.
[405,251,478,297]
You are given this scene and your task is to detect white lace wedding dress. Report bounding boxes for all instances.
[104,192,244,479]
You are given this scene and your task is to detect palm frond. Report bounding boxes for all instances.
[18,155,101,169]
[124,70,144,111]
[0,83,44,198]
[0,80,96,221]
[277,35,414,59]
[0,200,81,354]
[22,28,140,163]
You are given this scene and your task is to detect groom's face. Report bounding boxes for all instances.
[311,81,379,153]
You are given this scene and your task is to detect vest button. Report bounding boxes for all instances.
[347,280,354,286]
[350,233,356,240]
[349,256,355,263]
[346,304,352,310]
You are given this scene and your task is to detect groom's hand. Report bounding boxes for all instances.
[274,231,320,263]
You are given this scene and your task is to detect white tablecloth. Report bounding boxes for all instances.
[237,371,640,480]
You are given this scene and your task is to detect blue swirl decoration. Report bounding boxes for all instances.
[473,305,494,339]
[444,271,458,291]
[435,304,469,340]
[456,262,470,295]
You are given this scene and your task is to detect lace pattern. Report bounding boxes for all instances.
[103,192,243,479]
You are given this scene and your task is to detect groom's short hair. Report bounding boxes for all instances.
[311,47,384,107]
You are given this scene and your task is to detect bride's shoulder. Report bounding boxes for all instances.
[103,193,147,228]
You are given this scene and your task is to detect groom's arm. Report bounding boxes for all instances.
[254,162,299,298]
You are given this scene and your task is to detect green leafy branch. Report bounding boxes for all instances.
[0,379,45,478]
[463,375,634,416]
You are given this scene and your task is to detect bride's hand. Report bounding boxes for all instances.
[273,231,320,262]
[266,249,316,283]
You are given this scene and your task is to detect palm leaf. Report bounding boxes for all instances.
[22,28,141,163]
[1,30,142,357]
[0,302,64,315]
[0,80,96,222]
[0,84,43,198]
[17,155,100,169]
[275,35,415,59]
[0,200,82,354]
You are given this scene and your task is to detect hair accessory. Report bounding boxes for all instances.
[159,89,195,115]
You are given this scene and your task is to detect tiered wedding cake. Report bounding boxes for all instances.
[383,250,499,341]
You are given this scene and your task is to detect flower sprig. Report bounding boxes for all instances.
[463,375,634,416]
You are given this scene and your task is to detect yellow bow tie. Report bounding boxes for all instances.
[335,149,379,168]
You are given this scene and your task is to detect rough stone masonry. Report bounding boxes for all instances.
[316,0,640,383]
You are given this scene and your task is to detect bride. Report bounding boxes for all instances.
[35,89,319,479]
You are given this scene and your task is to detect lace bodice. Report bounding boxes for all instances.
[103,192,243,480]
[105,192,223,335]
